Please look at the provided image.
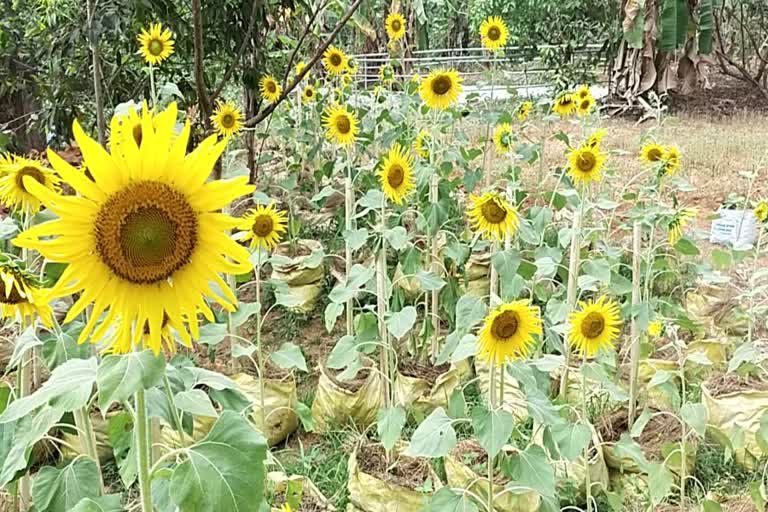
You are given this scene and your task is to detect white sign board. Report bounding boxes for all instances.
[709,208,758,249]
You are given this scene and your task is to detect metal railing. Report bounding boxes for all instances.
[349,44,607,89]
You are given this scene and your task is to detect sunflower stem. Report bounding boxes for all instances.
[487,362,496,512]
[162,374,187,447]
[135,388,154,512]
[489,240,500,305]
[429,173,440,362]
[628,221,643,424]
[344,175,354,338]
[558,200,583,398]
[255,256,267,429]
[482,53,497,189]
[16,353,31,509]
[149,64,157,108]
[73,408,104,491]
[581,351,592,512]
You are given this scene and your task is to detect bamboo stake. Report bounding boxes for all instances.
[429,174,440,361]
[558,209,582,398]
[345,177,354,337]
[628,222,642,423]
[377,199,391,407]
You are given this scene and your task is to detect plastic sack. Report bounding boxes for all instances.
[702,382,768,469]
[474,358,528,421]
[271,239,325,312]
[550,426,609,496]
[686,287,748,338]
[464,252,491,298]
[638,359,679,411]
[346,443,433,512]
[233,373,298,446]
[160,415,216,448]
[393,367,461,418]
[311,364,385,433]
[444,440,540,512]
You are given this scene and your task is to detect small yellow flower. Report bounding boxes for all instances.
[378,143,415,205]
[302,85,317,103]
[639,142,665,164]
[137,22,174,65]
[467,192,519,241]
[479,16,508,52]
[210,100,244,138]
[647,320,663,337]
[259,76,282,103]
[576,95,596,116]
[668,208,697,245]
[322,105,359,146]
[567,145,607,185]
[575,85,592,100]
[0,256,53,329]
[385,12,406,42]
[493,123,515,154]
[323,46,348,75]
[238,203,288,251]
[419,69,463,110]
[586,128,607,149]
[295,61,307,76]
[413,130,431,159]
[754,200,768,223]
[552,93,576,117]
[662,145,681,176]
[0,154,60,213]
[477,300,543,366]
[379,63,396,85]
[569,296,622,357]
[517,101,533,122]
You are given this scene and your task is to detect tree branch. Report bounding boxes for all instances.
[192,0,212,126]
[244,0,364,127]
[281,0,331,90]
[209,0,262,104]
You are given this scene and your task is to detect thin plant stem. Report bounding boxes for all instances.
[429,174,440,361]
[344,148,354,337]
[581,351,592,512]
[482,53,497,188]
[255,253,267,427]
[628,222,643,424]
[487,362,497,512]
[162,374,186,447]
[135,388,154,512]
[149,64,157,107]
[73,408,104,491]
[377,197,391,407]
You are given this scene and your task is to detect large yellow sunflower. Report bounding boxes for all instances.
[211,100,244,138]
[238,202,288,251]
[413,130,432,159]
[302,85,317,103]
[419,69,463,110]
[137,22,175,65]
[323,46,349,75]
[322,105,359,146]
[517,101,533,122]
[567,145,607,186]
[552,93,576,117]
[479,16,508,52]
[755,200,768,223]
[0,155,60,213]
[668,208,697,245]
[477,300,542,366]
[0,256,52,328]
[662,145,681,176]
[639,142,665,164]
[260,76,282,103]
[467,191,519,241]
[14,103,254,354]
[568,296,622,357]
[385,12,406,42]
[378,143,415,205]
[493,123,515,154]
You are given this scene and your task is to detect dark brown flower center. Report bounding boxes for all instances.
[577,151,597,173]
[0,277,26,304]
[221,114,235,128]
[580,99,591,110]
[149,39,164,56]
[392,19,402,31]
[492,311,519,339]
[251,214,274,237]
[580,311,605,339]
[305,88,314,97]
[267,81,277,93]
[335,114,351,134]
[431,75,452,95]
[647,148,663,162]
[488,26,501,41]
[95,181,198,285]
[481,198,507,223]
[387,165,405,188]
[330,53,342,67]
[16,166,46,193]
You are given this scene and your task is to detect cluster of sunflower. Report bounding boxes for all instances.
[639,141,681,177]
[553,85,597,117]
